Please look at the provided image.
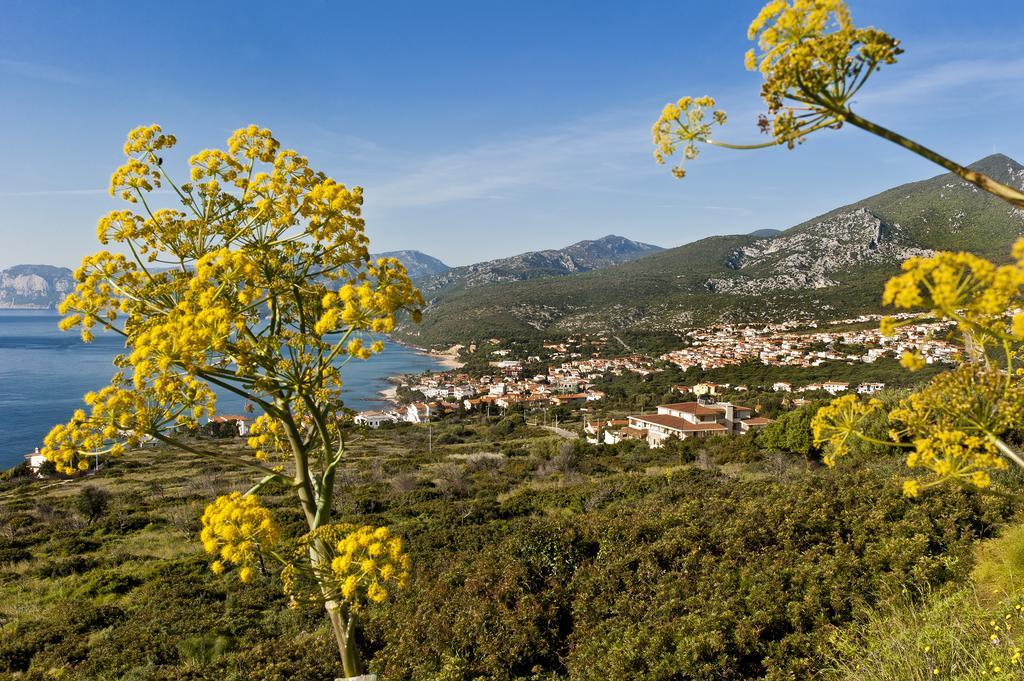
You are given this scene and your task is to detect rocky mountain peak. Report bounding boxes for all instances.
[967,153,1024,188]
[706,207,932,294]
[419,234,663,293]
[0,265,75,309]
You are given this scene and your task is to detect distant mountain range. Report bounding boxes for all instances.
[372,250,450,280]
[7,154,1022,341]
[0,235,662,310]
[417,234,663,294]
[395,154,1024,345]
[0,265,75,309]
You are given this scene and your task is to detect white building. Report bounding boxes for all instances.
[822,381,850,395]
[24,448,46,474]
[354,411,398,428]
[626,401,772,448]
[405,402,432,424]
[208,415,252,436]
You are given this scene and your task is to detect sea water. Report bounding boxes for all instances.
[0,310,443,469]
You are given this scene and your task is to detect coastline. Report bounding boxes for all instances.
[393,340,465,370]
[424,349,464,370]
[370,342,463,411]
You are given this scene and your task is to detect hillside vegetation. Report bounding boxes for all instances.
[1,421,1018,679]
[399,155,1024,346]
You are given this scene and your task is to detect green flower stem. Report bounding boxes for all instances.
[853,431,911,449]
[245,473,294,497]
[840,109,1024,209]
[149,431,284,478]
[325,601,361,677]
[706,139,780,150]
[953,476,1024,502]
[988,434,1024,470]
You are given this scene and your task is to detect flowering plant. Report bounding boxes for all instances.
[43,124,423,677]
[652,0,1024,209]
[812,243,1024,498]
[654,0,1024,502]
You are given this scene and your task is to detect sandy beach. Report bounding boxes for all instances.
[426,348,465,370]
[407,343,465,370]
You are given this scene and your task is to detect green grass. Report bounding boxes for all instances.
[824,519,1024,680]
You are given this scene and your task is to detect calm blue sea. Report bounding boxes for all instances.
[0,310,443,469]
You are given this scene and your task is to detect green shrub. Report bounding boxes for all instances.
[35,555,99,578]
[73,569,143,598]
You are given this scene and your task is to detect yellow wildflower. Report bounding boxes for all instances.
[199,493,278,580]
[899,351,926,372]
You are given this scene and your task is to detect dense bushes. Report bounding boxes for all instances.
[0,429,1016,679]
[362,467,1010,679]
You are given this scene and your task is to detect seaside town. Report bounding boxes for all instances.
[19,312,958,474]
[342,312,958,449]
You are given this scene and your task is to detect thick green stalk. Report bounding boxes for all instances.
[325,601,361,677]
[989,434,1024,470]
[841,109,1024,209]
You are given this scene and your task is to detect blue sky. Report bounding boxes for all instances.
[1,0,1023,269]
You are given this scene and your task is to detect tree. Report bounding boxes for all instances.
[652,0,1024,501]
[75,485,110,524]
[42,124,421,678]
[758,404,820,459]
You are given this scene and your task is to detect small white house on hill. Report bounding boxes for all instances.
[354,411,398,429]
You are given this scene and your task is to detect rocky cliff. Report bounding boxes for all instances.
[0,265,75,309]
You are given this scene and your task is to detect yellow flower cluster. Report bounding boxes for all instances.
[745,0,853,76]
[302,179,367,244]
[281,523,409,610]
[899,351,927,372]
[57,251,142,341]
[109,159,161,203]
[200,492,279,582]
[653,1,903,177]
[745,0,901,144]
[883,248,1024,344]
[123,124,177,155]
[651,96,727,178]
[330,524,409,606]
[903,430,1006,496]
[315,260,423,341]
[889,365,1024,448]
[810,394,881,466]
[817,240,1024,499]
[41,379,184,474]
[189,149,244,187]
[50,122,425,516]
[246,413,289,462]
[228,124,280,162]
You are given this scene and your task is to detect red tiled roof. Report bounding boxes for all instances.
[658,402,723,416]
[631,414,727,432]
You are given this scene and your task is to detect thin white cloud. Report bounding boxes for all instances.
[858,57,1024,105]
[0,188,106,197]
[0,58,84,85]
[702,204,754,217]
[367,113,647,208]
